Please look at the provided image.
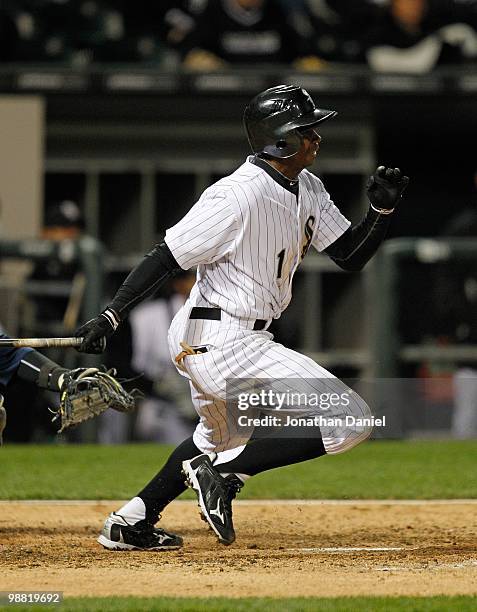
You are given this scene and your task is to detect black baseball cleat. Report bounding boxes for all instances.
[97,512,183,551]
[182,454,243,545]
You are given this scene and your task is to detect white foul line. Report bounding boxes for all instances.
[287,547,416,553]
[0,499,476,505]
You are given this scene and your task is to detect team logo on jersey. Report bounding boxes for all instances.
[301,215,315,259]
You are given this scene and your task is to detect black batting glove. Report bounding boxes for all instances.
[75,308,120,354]
[366,166,409,213]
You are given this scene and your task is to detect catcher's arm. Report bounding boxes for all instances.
[51,367,137,433]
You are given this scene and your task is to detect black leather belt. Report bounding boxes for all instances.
[189,307,267,331]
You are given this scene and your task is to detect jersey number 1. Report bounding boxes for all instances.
[277,248,285,279]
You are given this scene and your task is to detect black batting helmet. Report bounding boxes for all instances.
[243,85,337,159]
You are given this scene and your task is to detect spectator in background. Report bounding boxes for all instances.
[3,0,74,63]
[365,0,477,72]
[178,0,326,71]
[305,0,383,63]
[6,200,86,440]
[95,0,167,64]
[41,199,83,241]
[99,0,209,66]
[98,270,196,444]
[1,0,152,65]
[160,0,209,60]
[1,196,90,443]
[27,200,84,334]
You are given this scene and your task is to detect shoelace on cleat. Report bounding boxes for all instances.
[223,476,243,502]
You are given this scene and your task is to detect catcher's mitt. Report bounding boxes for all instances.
[52,367,136,433]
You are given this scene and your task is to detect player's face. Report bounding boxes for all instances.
[295,127,322,168]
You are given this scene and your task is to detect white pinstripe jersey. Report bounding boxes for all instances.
[165,156,350,321]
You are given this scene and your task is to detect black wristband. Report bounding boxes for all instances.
[16,351,67,391]
[101,308,121,329]
[38,364,68,391]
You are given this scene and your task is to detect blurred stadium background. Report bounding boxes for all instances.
[1,0,477,445]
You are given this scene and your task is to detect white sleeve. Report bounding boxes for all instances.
[311,184,351,253]
[165,191,238,269]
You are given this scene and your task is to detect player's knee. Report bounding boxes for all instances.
[348,397,374,447]
[324,426,371,455]
[351,417,373,448]
[323,396,373,454]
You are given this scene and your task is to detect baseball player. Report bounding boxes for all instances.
[76,84,409,550]
[0,331,79,443]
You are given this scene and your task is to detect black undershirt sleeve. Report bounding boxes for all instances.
[108,242,183,320]
[16,350,67,390]
[324,207,392,272]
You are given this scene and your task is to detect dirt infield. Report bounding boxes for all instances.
[0,501,476,598]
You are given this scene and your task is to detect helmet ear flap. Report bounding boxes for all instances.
[262,130,303,159]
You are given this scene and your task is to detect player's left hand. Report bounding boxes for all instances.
[366,166,409,212]
[52,367,137,432]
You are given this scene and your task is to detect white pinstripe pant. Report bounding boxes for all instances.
[168,300,372,461]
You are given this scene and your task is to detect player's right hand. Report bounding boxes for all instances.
[75,308,120,353]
